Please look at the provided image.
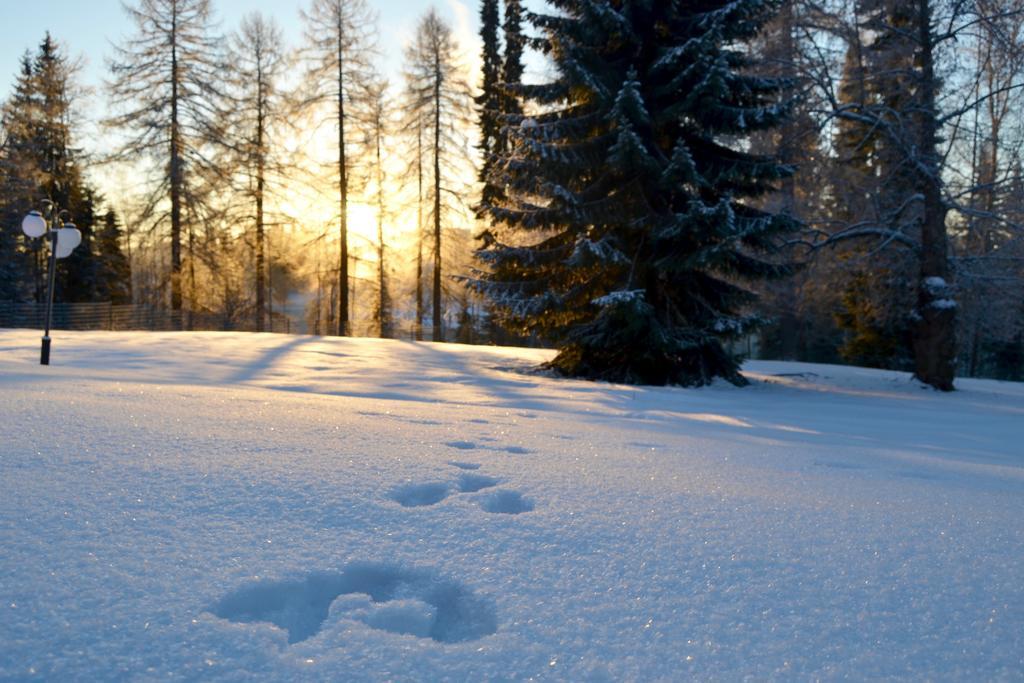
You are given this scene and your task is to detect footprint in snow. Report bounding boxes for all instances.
[389,461,532,513]
[211,562,497,644]
[480,489,534,515]
[389,481,451,507]
[445,440,478,450]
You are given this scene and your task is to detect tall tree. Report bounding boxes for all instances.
[404,9,475,342]
[476,0,503,208]
[365,78,392,337]
[226,12,288,332]
[474,0,797,385]
[33,34,101,303]
[909,0,957,390]
[398,105,429,340]
[299,0,376,336]
[106,0,225,314]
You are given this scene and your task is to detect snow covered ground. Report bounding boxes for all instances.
[1,329,1022,681]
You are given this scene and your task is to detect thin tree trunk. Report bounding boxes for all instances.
[255,62,266,333]
[187,223,195,330]
[376,116,386,338]
[315,239,322,335]
[432,53,443,342]
[415,119,424,341]
[169,7,183,315]
[337,35,349,337]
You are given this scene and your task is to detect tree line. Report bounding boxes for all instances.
[2,0,1023,390]
[2,0,482,340]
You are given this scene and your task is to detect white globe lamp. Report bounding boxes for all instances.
[56,224,82,259]
[21,210,48,238]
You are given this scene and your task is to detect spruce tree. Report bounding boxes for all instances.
[56,186,99,303]
[94,210,132,305]
[1,36,107,305]
[476,0,503,208]
[475,0,797,386]
[31,34,100,304]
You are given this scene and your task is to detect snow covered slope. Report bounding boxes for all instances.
[1,330,1021,680]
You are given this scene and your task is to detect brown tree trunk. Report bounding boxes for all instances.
[255,62,266,333]
[912,0,957,391]
[432,53,443,342]
[416,122,425,341]
[375,105,386,339]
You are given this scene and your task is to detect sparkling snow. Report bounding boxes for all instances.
[1,330,1022,680]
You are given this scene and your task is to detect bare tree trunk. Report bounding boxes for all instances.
[187,223,195,330]
[416,122,425,341]
[169,9,183,315]
[315,239,322,335]
[337,38,350,337]
[255,63,266,333]
[432,52,443,342]
[912,0,956,391]
[375,93,387,339]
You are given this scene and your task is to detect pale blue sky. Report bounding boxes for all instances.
[0,0,483,97]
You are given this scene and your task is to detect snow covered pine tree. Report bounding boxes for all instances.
[474,0,798,386]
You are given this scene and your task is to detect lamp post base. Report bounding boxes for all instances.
[41,336,51,365]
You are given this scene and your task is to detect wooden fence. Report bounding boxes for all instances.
[0,302,293,334]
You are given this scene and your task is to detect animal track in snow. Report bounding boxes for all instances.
[390,463,531,514]
[211,562,497,644]
[457,473,500,493]
[389,481,450,507]
[480,489,534,515]
[445,440,478,450]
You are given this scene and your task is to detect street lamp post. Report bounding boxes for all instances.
[21,200,82,365]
